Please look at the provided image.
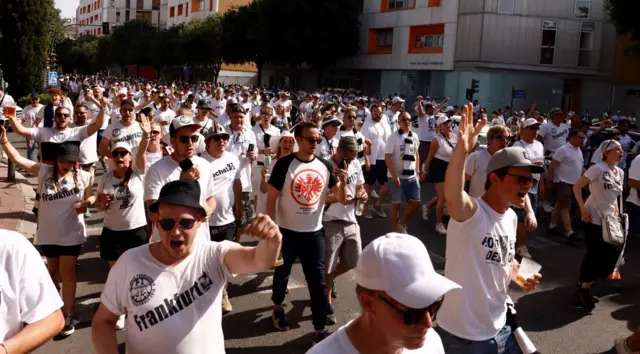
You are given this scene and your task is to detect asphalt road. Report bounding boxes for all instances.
[5,132,637,354]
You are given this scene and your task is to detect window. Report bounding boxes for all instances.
[137,0,144,9]
[95,15,98,21]
[116,11,121,22]
[169,6,175,17]
[377,30,394,47]
[137,10,152,22]
[575,0,589,19]
[387,0,414,10]
[578,21,594,67]
[125,0,130,8]
[152,0,160,10]
[198,0,205,11]
[540,19,557,65]
[186,3,189,16]
[97,0,101,8]
[498,0,514,14]
[125,9,130,21]
[178,4,183,15]
[415,34,443,48]
[98,27,101,35]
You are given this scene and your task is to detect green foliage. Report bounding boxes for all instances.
[18,93,51,108]
[0,0,58,97]
[604,0,640,40]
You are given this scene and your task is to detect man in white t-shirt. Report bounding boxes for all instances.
[144,116,216,245]
[416,96,447,171]
[361,105,392,219]
[267,121,348,344]
[21,93,44,160]
[201,122,242,314]
[537,108,568,155]
[385,97,403,132]
[91,180,282,354]
[99,99,144,160]
[155,96,176,138]
[307,233,461,354]
[0,229,65,353]
[211,88,226,118]
[438,104,542,353]
[546,129,586,245]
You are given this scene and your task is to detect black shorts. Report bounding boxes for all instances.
[365,159,388,186]
[40,244,83,258]
[428,158,449,183]
[210,222,237,242]
[100,226,148,261]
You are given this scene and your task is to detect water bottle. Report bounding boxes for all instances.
[263,154,272,182]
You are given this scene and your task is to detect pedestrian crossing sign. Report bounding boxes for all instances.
[48,72,58,87]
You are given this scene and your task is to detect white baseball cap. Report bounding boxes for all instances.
[170,115,202,132]
[111,141,133,154]
[445,106,455,113]
[436,115,451,126]
[521,118,541,128]
[355,233,461,309]
[391,96,405,104]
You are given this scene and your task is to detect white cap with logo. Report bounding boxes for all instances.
[521,118,541,129]
[355,233,461,309]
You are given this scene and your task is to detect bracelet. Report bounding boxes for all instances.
[1,342,8,354]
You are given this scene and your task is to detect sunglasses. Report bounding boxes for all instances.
[76,111,88,115]
[158,218,197,231]
[507,173,537,187]
[212,135,230,141]
[493,135,509,141]
[345,115,357,120]
[400,118,412,123]
[378,296,443,325]
[301,136,322,145]
[56,113,71,118]
[150,131,161,136]
[112,150,130,158]
[122,108,134,112]
[178,135,200,144]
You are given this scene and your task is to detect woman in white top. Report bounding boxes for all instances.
[145,121,172,171]
[0,127,93,338]
[572,139,624,311]
[257,132,298,216]
[421,115,457,235]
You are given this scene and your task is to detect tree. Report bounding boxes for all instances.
[182,16,223,83]
[109,19,157,76]
[0,0,59,96]
[604,1,640,41]
[152,24,186,78]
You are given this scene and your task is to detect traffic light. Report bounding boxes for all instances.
[102,22,110,35]
[471,79,480,94]
[465,88,473,101]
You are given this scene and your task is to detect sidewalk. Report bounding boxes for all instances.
[0,160,37,237]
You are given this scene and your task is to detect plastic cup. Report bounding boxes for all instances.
[516,258,542,288]
[74,201,87,214]
[3,105,16,118]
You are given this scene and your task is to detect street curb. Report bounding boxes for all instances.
[1,161,36,238]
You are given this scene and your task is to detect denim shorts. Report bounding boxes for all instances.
[436,324,523,354]
[389,176,421,204]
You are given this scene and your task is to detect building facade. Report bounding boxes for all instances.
[76,0,162,37]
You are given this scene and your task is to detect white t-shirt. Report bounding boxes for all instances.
[438,198,517,341]
[491,117,505,126]
[627,155,640,207]
[433,133,457,162]
[384,110,399,132]
[37,165,92,246]
[155,108,176,136]
[84,101,108,129]
[225,126,257,193]
[584,162,624,226]
[145,151,164,172]
[268,154,338,232]
[538,122,568,153]
[512,139,545,194]
[336,128,367,166]
[361,120,391,162]
[417,114,436,142]
[211,98,226,117]
[98,167,147,231]
[72,121,99,165]
[307,322,444,354]
[465,149,491,198]
[385,131,420,179]
[103,119,143,156]
[317,136,340,160]
[100,241,238,354]
[30,126,89,144]
[551,143,584,184]
[251,123,280,165]
[356,107,371,126]
[202,152,241,227]
[22,104,43,128]
[0,230,63,342]
[144,155,215,244]
[323,159,364,224]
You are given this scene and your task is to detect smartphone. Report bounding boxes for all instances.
[339,160,347,169]
[247,144,255,153]
[179,158,194,172]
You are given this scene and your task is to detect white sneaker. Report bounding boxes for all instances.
[421,205,430,220]
[397,223,408,234]
[615,338,638,354]
[363,208,373,219]
[543,201,554,213]
[115,315,125,330]
[435,223,447,235]
[516,245,532,259]
[372,205,387,218]
[370,190,379,199]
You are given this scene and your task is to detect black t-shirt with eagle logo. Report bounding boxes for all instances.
[268,154,338,232]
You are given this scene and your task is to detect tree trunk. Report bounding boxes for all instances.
[256,60,264,87]
[212,61,221,85]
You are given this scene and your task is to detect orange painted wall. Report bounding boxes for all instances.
[218,0,252,13]
[613,36,640,83]
[408,24,444,54]
[367,29,393,54]
[428,0,441,7]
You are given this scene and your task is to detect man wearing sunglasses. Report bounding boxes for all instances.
[308,233,461,354]
[145,116,215,246]
[440,104,542,353]
[546,129,586,246]
[92,179,282,354]
[155,95,176,139]
[202,123,242,314]
[267,121,348,345]
[317,116,342,160]
[99,99,144,162]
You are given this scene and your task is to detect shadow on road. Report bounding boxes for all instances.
[228,272,273,296]
[515,285,591,332]
[222,299,313,340]
[225,333,314,354]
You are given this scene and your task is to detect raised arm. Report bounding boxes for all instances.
[135,112,151,172]
[7,116,32,138]
[444,103,486,222]
[85,96,107,137]
[0,125,40,175]
[224,214,282,274]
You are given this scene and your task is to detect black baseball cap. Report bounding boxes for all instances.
[148,179,206,216]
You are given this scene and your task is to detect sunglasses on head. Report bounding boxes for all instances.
[112,150,130,158]
[301,136,322,145]
[507,173,536,187]
[178,135,200,144]
[158,218,196,231]
[378,296,443,325]
[56,113,70,118]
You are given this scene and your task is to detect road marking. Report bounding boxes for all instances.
[233,274,306,294]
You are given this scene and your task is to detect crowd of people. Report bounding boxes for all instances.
[0,76,638,354]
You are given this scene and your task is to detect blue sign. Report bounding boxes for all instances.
[513,90,526,99]
[48,72,58,87]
